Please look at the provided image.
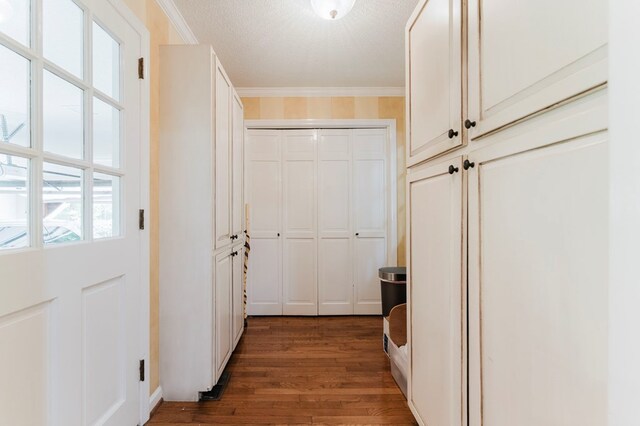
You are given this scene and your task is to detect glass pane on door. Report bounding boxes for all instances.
[0,0,30,46]
[0,154,29,249]
[0,44,30,147]
[93,22,120,100]
[43,0,83,78]
[93,172,119,239]
[93,97,120,167]
[43,162,83,244]
[43,70,84,159]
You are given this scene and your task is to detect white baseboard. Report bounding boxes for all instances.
[149,386,163,412]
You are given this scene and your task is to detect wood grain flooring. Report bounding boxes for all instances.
[147,316,417,425]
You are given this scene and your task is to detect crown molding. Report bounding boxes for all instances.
[154,0,198,44]
[236,87,406,98]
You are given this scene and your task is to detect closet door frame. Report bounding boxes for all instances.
[245,119,398,268]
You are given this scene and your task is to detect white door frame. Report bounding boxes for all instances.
[104,1,151,424]
[244,119,398,267]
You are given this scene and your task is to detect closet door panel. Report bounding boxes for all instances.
[214,64,232,249]
[353,237,386,315]
[318,130,352,315]
[407,0,462,165]
[353,130,387,238]
[246,131,282,315]
[282,131,317,315]
[318,239,353,315]
[468,0,608,138]
[468,133,607,426]
[246,238,281,315]
[408,158,463,426]
[283,239,318,315]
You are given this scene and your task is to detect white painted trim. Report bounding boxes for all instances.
[154,0,198,44]
[149,386,163,413]
[245,118,398,267]
[237,87,405,98]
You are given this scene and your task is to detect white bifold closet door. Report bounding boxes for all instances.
[246,131,282,315]
[317,129,387,315]
[282,130,318,315]
[247,128,388,316]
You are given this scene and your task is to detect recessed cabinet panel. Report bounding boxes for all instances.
[215,65,232,249]
[407,0,462,164]
[283,238,317,315]
[468,134,607,426]
[232,95,244,237]
[214,252,232,378]
[468,0,608,137]
[232,244,244,346]
[408,158,463,426]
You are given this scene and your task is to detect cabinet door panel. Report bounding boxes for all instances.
[283,239,317,315]
[215,64,232,249]
[408,158,463,426]
[232,244,244,346]
[468,133,607,426]
[214,252,232,378]
[468,0,608,138]
[246,238,281,315]
[232,94,244,237]
[407,0,462,165]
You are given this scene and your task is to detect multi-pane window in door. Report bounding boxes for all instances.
[0,0,124,250]
[0,44,30,147]
[0,154,29,249]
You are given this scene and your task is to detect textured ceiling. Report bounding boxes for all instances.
[173,0,419,88]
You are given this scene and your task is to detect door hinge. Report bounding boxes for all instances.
[139,209,145,230]
[138,57,144,79]
[139,359,145,382]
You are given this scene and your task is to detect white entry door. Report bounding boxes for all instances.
[0,0,146,424]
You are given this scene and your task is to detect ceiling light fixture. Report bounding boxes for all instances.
[310,0,356,20]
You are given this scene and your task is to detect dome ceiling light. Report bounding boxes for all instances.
[310,0,356,20]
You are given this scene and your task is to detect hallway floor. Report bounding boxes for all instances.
[147,316,417,425]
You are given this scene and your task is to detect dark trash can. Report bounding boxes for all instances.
[379,267,407,317]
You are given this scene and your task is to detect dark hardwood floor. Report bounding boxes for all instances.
[147,316,417,425]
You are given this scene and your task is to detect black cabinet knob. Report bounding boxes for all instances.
[448,129,459,139]
[277,233,280,237]
[448,165,459,174]
[355,233,360,236]
[463,159,475,170]
[464,119,477,129]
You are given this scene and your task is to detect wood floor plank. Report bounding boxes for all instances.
[147,316,416,425]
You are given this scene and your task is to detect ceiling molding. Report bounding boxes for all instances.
[154,0,199,44]
[236,87,406,98]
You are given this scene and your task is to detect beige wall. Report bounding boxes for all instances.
[121,0,185,396]
[242,96,407,266]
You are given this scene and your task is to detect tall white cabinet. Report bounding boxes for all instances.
[406,0,608,425]
[246,128,392,316]
[159,45,245,401]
